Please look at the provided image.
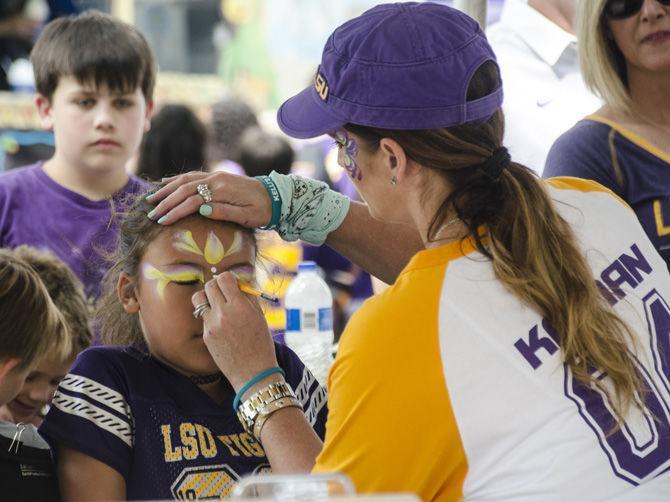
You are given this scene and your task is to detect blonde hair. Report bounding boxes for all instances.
[13,246,92,358]
[0,249,71,366]
[346,61,642,422]
[578,0,632,113]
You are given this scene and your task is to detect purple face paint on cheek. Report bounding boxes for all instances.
[334,129,362,181]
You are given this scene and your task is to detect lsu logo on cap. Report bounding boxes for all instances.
[314,68,329,101]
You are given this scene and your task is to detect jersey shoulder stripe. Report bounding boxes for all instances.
[58,373,132,422]
[51,392,133,447]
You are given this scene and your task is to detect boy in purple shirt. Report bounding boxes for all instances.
[0,12,155,302]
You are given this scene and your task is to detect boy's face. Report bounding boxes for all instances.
[118,218,256,377]
[36,75,152,175]
[0,355,73,424]
[0,358,33,407]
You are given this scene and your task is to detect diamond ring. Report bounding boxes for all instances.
[197,183,213,204]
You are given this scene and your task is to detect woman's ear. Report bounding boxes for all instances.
[118,272,140,313]
[379,138,408,180]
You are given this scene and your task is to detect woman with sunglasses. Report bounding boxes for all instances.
[545,0,670,269]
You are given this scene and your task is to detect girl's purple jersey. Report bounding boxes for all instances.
[40,344,327,500]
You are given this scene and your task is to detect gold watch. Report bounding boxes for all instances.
[236,381,299,435]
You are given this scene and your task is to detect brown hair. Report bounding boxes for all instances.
[31,11,156,101]
[13,246,92,357]
[0,249,70,366]
[96,188,256,346]
[346,61,642,422]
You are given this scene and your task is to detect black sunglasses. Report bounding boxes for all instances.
[605,0,670,20]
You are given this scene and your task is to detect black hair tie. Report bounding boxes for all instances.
[479,146,511,181]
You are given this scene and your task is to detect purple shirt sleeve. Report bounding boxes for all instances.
[543,120,626,198]
[39,348,134,481]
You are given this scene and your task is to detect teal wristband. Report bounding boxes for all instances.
[255,176,282,230]
[233,367,285,411]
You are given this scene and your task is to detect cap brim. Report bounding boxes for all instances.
[277,86,346,139]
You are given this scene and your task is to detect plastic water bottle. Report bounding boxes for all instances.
[284,261,334,385]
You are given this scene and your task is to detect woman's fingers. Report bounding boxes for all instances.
[204,276,228,310]
[149,194,202,225]
[197,202,269,228]
[191,289,209,309]
[146,171,274,228]
[148,171,208,204]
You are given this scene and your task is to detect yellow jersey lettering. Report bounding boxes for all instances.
[179,422,199,460]
[161,425,183,462]
[230,434,253,457]
[240,432,265,457]
[218,435,241,456]
[196,424,218,458]
[654,199,670,236]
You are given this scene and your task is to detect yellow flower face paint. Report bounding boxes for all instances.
[172,229,245,274]
[142,263,204,300]
[204,230,225,264]
[173,231,201,256]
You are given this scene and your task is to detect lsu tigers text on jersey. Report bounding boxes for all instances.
[314,177,670,501]
[40,344,327,500]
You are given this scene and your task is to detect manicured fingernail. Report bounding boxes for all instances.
[145,193,154,201]
[157,215,168,224]
[199,204,212,216]
[147,208,157,219]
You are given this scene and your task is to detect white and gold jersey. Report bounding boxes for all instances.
[314,178,670,501]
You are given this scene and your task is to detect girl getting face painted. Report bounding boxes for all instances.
[116,217,256,377]
[42,188,328,500]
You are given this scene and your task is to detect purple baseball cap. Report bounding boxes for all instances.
[277,2,504,139]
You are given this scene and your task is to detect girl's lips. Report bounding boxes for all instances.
[641,31,670,44]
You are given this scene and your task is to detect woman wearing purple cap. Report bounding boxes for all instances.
[148,2,670,500]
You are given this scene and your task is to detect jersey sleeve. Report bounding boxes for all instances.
[543,121,626,198]
[312,271,467,500]
[275,343,328,440]
[39,348,134,481]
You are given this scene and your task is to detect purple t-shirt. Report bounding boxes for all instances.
[0,162,148,301]
[40,344,327,500]
[545,118,670,270]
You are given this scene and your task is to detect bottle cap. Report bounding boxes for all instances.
[298,261,317,272]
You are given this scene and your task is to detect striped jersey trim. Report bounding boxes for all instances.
[51,392,133,447]
[293,367,327,426]
[58,374,132,420]
[306,386,328,426]
[294,368,316,407]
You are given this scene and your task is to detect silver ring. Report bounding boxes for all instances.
[193,302,211,320]
[197,183,213,204]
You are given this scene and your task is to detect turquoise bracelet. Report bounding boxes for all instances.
[255,176,282,230]
[233,367,285,411]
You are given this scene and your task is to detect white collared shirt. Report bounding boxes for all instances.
[486,0,601,174]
